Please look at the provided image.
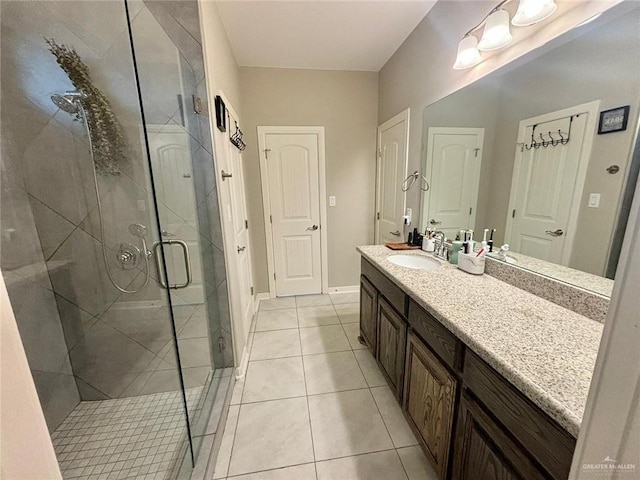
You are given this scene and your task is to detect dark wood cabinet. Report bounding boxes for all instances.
[403,332,457,480]
[376,297,407,398]
[360,257,575,480]
[359,275,377,353]
[452,393,548,480]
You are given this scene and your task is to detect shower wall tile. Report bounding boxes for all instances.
[55,294,98,350]
[177,337,211,368]
[0,176,47,272]
[22,113,96,226]
[6,274,72,375]
[144,0,205,83]
[75,377,109,401]
[69,320,156,377]
[31,370,81,431]
[28,195,76,260]
[47,227,133,316]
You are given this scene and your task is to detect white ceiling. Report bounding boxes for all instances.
[216,1,437,72]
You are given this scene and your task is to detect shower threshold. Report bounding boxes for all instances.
[52,387,203,480]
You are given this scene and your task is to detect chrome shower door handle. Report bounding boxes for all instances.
[429,219,442,225]
[152,239,192,289]
[306,225,319,231]
[390,230,401,237]
[545,229,564,237]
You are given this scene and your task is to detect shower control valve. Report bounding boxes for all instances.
[117,243,142,270]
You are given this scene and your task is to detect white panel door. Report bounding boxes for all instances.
[508,113,589,264]
[147,124,204,305]
[226,135,254,337]
[376,110,409,244]
[264,133,322,296]
[426,128,483,239]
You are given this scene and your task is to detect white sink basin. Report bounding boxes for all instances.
[388,254,441,270]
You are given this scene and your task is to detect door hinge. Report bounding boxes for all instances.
[474,148,480,157]
[273,272,276,280]
[512,209,516,218]
[192,95,204,115]
[218,336,226,352]
[376,212,380,220]
[250,286,254,295]
[264,148,271,159]
[245,219,249,229]
[269,215,272,224]
[469,207,472,215]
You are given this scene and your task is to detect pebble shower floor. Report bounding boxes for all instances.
[52,387,203,479]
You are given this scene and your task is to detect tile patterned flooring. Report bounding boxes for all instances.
[213,293,438,480]
[52,387,203,480]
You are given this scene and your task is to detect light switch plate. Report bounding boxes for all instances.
[588,193,601,208]
[329,196,336,207]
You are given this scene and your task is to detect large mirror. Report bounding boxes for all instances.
[420,3,640,297]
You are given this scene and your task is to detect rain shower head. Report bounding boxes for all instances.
[51,92,82,114]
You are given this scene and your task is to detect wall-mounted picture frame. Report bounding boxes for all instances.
[598,105,630,134]
[215,95,226,132]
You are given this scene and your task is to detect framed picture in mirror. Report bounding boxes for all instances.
[598,105,630,134]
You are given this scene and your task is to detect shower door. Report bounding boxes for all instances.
[0,0,232,478]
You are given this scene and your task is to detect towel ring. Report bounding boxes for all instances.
[401,171,419,192]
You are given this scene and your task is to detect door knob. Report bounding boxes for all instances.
[306,225,319,231]
[429,219,442,225]
[237,245,246,253]
[545,229,564,237]
[390,230,401,237]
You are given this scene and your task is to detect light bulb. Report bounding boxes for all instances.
[478,10,513,51]
[453,36,483,70]
[512,0,557,27]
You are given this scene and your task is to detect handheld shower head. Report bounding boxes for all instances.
[128,223,148,238]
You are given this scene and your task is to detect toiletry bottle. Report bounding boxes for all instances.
[468,229,475,253]
[463,231,469,254]
[488,228,495,252]
[450,241,463,265]
[412,228,420,246]
[481,228,489,250]
[407,231,413,245]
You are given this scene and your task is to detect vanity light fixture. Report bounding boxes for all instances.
[453,35,483,70]
[512,0,558,27]
[453,0,558,70]
[478,9,513,51]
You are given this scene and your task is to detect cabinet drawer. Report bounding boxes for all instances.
[361,258,406,317]
[463,352,576,480]
[408,300,463,373]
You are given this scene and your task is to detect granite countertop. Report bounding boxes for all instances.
[357,245,604,438]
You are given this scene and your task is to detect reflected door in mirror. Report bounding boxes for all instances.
[506,105,594,265]
[425,128,483,239]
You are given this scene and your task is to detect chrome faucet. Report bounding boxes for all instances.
[433,231,448,260]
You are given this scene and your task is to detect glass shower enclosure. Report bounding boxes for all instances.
[0,0,232,478]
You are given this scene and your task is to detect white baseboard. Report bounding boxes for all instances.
[254,293,269,312]
[235,345,249,380]
[326,285,359,293]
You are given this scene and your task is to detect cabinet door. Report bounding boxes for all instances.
[377,297,407,398]
[452,393,548,480]
[359,276,377,353]
[403,332,457,479]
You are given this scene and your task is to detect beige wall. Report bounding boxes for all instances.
[240,67,378,292]
[378,0,621,230]
[199,1,241,111]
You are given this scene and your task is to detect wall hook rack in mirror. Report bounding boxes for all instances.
[524,115,574,150]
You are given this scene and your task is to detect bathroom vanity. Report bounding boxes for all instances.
[357,245,604,480]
